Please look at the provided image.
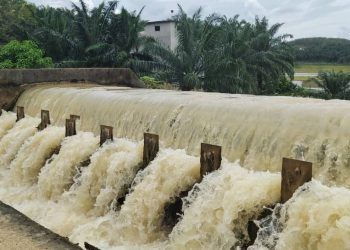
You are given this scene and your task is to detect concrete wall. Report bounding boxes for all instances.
[143,21,178,51]
[0,68,145,88]
[0,68,145,112]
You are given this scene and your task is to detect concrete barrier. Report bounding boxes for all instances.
[0,68,145,111]
[0,68,144,87]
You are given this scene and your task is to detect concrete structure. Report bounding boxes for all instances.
[0,68,144,87]
[0,201,81,249]
[143,20,178,51]
[0,68,145,112]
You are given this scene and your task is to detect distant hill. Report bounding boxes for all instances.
[289,37,350,64]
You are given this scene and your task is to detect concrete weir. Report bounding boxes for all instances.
[0,201,81,250]
[0,68,145,112]
[0,68,145,248]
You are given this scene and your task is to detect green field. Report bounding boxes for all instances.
[295,63,350,73]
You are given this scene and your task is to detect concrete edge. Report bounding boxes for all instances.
[0,201,82,249]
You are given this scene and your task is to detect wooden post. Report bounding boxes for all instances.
[200,143,222,179]
[247,157,313,246]
[143,133,159,168]
[163,143,222,229]
[281,157,312,203]
[16,106,24,121]
[100,125,113,146]
[70,114,80,120]
[37,110,51,131]
[65,119,76,137]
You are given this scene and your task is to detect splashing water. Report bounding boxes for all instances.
[169,161,280,249]
[112,149,200,245]
[63,139,143,215]
[8,126,65,185]
[0,86,348,249]
[38,132,99,199]
[0,116,40,168]
[250,181,350,250]
[0,110,16,139]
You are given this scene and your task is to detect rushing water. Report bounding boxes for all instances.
[0,85,349,249]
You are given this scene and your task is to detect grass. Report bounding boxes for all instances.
[294,76,312,81]
[302,79,319,88]
[295,63,350,73]
[294,63,350,88]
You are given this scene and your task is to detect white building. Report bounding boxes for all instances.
[143,20,178,51]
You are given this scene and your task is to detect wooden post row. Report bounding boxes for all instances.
[281,157,312,203]
[37,110,50,131]
[100,125,113,146]
[16,106,24,121]
[200,143,222,179]
[143,133,159,168]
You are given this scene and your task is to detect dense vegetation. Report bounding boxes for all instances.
[0,0,147,67]
[290,38,350,63]
[133,6,294,94]
[0,40,52,68]
[0,0,349,98]
[313,71,350,99]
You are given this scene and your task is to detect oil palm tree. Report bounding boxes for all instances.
[203,16,255,93]
[314,71,350,99]
[86,7,146,67]
[72,0,119,65]
[30,6,77,62]
[246,17,294,94]
[133,5,220,90]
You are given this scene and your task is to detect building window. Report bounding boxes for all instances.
[155,26,160,31]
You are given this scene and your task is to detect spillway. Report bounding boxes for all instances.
[16,84,350,186]
[0,83,350,249]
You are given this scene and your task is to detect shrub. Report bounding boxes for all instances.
[0,40,53,69]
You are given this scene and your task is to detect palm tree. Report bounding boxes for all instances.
[72,0,146,67]
[203,16,255,93]
[30,0,146,67]
[30,6,77,62]
[133,5,220,91]
[86,7,147,67]
[0,0,36,43]
[314,71,350,99]
[71,0,119,65]
[246,17,294,94]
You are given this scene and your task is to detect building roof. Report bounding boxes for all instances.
[147,20,175,25]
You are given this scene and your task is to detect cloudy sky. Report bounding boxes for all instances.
[28,0,350,39]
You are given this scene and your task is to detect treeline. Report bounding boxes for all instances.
[0,0,146,67]
[290,38,350,63]
[0,0,296,95]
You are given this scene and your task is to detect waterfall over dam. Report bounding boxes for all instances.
[0,83,350,249]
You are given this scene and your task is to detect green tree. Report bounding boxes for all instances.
[203,16,255,93]
[134,8,294,94]
[290,38,350,63]
[314,71,350,99]
[29,6,77,62]
[248,17,294,94]
[0,0,37,43]
[85,6,146,67]
[30,0,146,67]
[0,40,53,68]
[134,5,219,91]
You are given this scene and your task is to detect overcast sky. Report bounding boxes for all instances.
[27,0,350,39]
